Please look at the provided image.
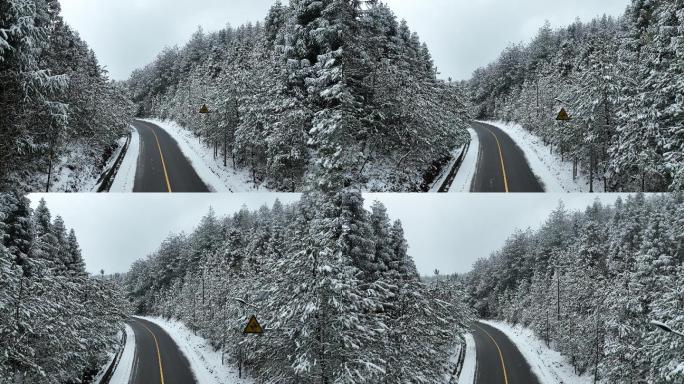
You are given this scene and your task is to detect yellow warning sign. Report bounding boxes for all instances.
[243,315,263,334]
[199,104,210,114]
[556,108,570,121]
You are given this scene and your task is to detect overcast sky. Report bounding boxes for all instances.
[27,193,632,277]
[59,0,630,81]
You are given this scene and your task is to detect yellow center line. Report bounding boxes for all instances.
[149,126,173,193]
[476,324,509,384]
[136,319,166,384]
[484,126,510,193]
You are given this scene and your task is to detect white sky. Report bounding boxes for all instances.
[58,0,630,81]
[27,193,631,277]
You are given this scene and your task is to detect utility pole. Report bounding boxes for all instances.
[221,296,227,365]
[556,269,561,321]
[594,309,601,384]
[224,99,229,167]
[45,121,56,192]
[546,310,550,347]
[15,276,24,324]
[237,295,246,378]
[589,146,595,193]
[202,267,206,320]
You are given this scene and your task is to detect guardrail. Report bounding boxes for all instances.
[438,140,471,193]
[96,131,132,192]
[98,326,127,384]
[453,339,467,379]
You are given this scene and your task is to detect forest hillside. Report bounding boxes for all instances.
[126,0,470,192]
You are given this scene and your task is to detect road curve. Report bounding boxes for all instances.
[470,121,544,193]
[131,120,209,193]
[128,317,197,384]
[472,321,540,384]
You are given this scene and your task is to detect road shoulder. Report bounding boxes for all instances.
[109,125,140,192]
[138,119,258,192]
[480,320,593,384]
[478,121,591,192]
[137,316,253,384]
[106,323,136,384]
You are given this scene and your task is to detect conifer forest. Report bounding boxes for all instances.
[1,0,683,383]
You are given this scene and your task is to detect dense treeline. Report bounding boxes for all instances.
[469,0,683,192]
[0,193,130,382]
[127,0,470,192]
[125,192,473,383]
[467,194,684,382]
[0,0,134,192]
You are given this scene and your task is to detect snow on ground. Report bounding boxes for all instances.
[444,337,464,383]
[108,324,136,384]
[138,316,253,384]
[480,320,593,384]
[479,121,591,192]
[430,144,467,192]
[47,140,119,192]
[449,128,479,193]
[141,119,258,192]
[458,333,477,384]
[110,126,140,192]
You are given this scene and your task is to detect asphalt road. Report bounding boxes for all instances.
[472,321,540,384]
[128,317,197,384]
[470,121,545,193]
[130,120,209,193]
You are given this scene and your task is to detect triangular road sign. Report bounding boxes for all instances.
[199,104,210,114]
[243,315,263,334]
[556,107,570,121]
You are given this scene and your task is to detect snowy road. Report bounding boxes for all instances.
[127,317,196,384]
[471,321,539,384]
[470,121,544,193]
[131,119,209,192]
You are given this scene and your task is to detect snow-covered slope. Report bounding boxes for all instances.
[480,121,592,192]
[480,320,592,384]
[140,119,259,192]
[138,316,253,384]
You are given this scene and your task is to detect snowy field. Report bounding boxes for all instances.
[140,119,258,192]
[108,324,136,384]
[110,126,140,192]
[138,316,253,384]
[480,320,593,384]
[458,333,477,384]
[479,121,592,192]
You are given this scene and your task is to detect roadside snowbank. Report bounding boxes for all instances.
[430,144,466,192]
[108,324,136,384]
[110,126,140,192]
[479,121,591,192]
[480,320,592,384]
[449,128,479,193]
[138,316,253,384]
[140,119,257,192]
[458,333,477,384]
